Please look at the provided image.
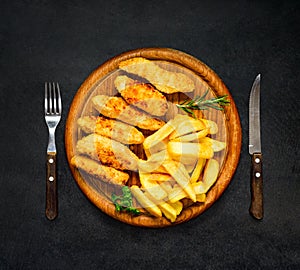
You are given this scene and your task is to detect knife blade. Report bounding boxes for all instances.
[249,74,263,220]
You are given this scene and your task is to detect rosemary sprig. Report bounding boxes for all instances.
[176,89,230,118]
[111,186,140,215]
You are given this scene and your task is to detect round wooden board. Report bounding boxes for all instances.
[65,48,242,228]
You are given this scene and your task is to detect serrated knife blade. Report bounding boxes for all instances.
[249,74,263,220]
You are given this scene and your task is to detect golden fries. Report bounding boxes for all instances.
[143,115,182,152]
[193,159,220,194]
[130,185,162,217]
[128,114,225,222]
[139,172,168,201]
[190,158,206,183]
[167,141,214,162]
[163,160,196,202]
[138,150,169,173]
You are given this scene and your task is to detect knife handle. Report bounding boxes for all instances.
[46,153,58,220]
[249,153,263,220]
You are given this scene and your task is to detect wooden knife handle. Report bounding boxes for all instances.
[249,153,263,220]
[46,153,58,220]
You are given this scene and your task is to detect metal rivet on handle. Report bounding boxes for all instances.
[255,172,261,178]
[49,176,54,182]
[49,158,54,164]
[255,158,260,164]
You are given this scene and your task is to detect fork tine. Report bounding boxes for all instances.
[44,82,48,114]
[52,82,57,113]
[48,82,53,114]
[44,82,62,115]
[56,83,62,114]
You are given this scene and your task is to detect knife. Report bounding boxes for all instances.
[249,74,263,220]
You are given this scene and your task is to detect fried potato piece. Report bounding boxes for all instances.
[193,159,220,194]
[190,158,206,183]
[169,116,207,140]
[138,150,170,173]
[169,201,183,215]
[130,185,162,217]
[142,173,173,183]
[162,160,196,202]
[77,115,144,144]
[114,75,168,116]
[76,134,139,171]
[170,129,209,142]
[139,172,168,201]
[92,95,165,131]
[119,57,194,94]
[168,186,206,203]
[144,192,178,222]
[71,155,129,185]
[167,141,214,163]
[198,137,226,152]
[201,119,218,134]
[143,114,183,153]
[168,160,219,201]
[168,186,188,203]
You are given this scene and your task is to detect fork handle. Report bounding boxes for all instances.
[46,153,58,220]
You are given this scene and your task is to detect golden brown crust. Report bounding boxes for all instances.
[77,115,144,144]
[76,134,139,171]
[91,95,165,130]
[114,75,168,116]
[71,155,129,185]
[119,57,195,94]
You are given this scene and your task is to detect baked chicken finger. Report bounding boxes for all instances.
[114,75,168,116]
[119,57,194,94]
[92,95,165,131]
[76,134,139,171]
[71,155,129,185]
[77,115,144,144]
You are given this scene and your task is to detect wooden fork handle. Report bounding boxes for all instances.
[46,153,58,220]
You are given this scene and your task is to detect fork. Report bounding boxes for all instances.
[44,82,62,220]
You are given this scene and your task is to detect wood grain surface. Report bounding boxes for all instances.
[65,48,242,227]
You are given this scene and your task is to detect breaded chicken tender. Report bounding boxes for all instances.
[114,75,168,116]
[77,115,144,144]
[119,57,194,94]
[76,134,139,171]
[92,95,165,130]
[71,155,129,185]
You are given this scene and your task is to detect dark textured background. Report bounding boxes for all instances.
[1,0,299,269]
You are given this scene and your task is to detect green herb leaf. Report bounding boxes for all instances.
[111,186,140,215]
[176,89,230,117]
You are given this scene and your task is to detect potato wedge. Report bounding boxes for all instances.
[138,150,170,173]
[169,117,206,139]
[190,158,206,183]
[168,186,187,203]
[130,185,162,217]
[158,202,177,222]
[167,141,214,162]
[193,159,220,194]
[196,193,206,202]
[168,185,207,203]
[198,137,226,152]
[171,128,209,142]
[162,160,196,202]
[145,192,178,222]
[139,172,168,201]
[143,116,183,151]
[193,182,207,194]
[141,173,173,183]
[202,119,218,134]
[169,201,183,215]
[185,162,197,173]
[159,181,174,193]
